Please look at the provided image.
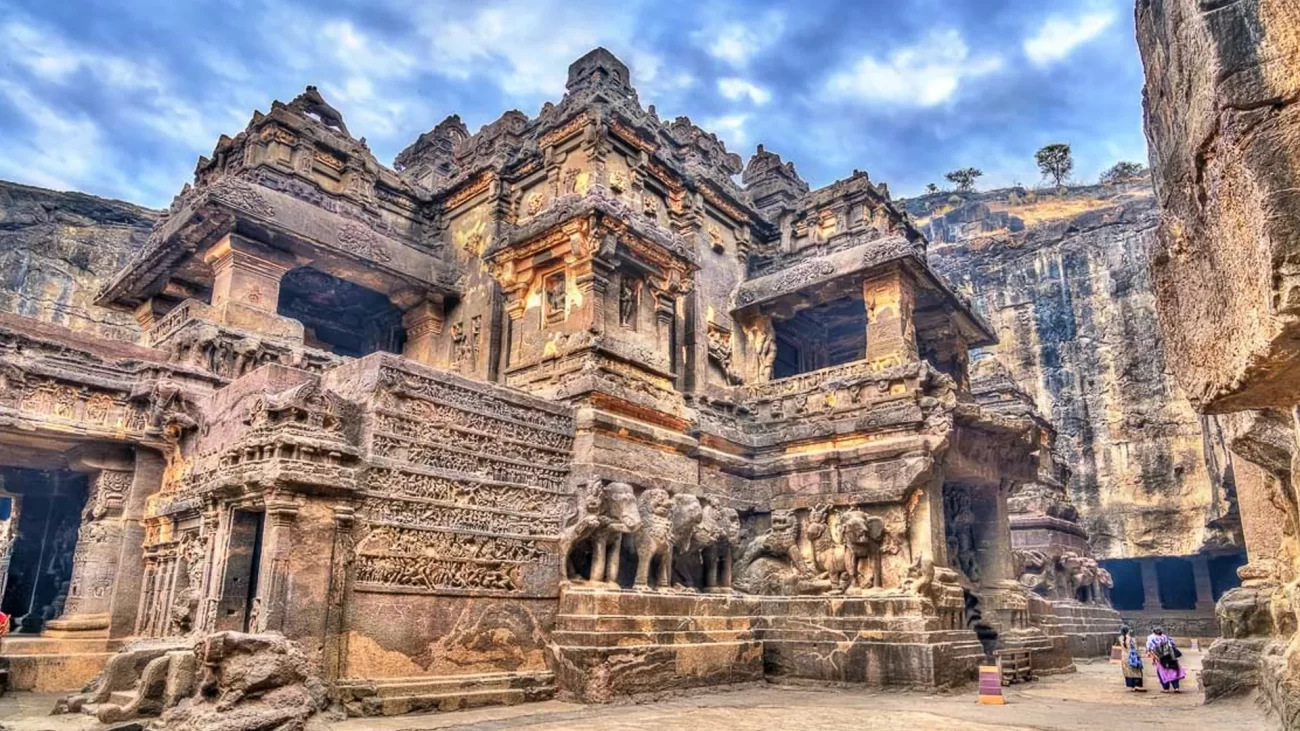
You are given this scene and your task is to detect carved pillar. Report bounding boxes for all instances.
[1193,555,1215,609]
[256,498,299,633]
[46,449,136,638]
[202,233,303,342]
[1140,558,1162,611]
[323,505,356,683]
[863,268,919,369]
[400,295,445,367]
[106,447,163,638]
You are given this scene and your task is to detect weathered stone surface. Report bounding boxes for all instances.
[1138,0,1300,413]
[1138,1,1300,726]
[912,183,1239,558]
[0,180,155,342]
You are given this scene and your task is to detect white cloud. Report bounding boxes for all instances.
[703,113,750,148]
[695,12,785,68]
[1024,12,1115,66]
[2,20,165,92]
[718,78,771,105]
[825,30,1003,107]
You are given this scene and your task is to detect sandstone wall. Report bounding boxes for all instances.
[912,183,1239,559]
[1138,0,1300,413]
[0,180,155,342]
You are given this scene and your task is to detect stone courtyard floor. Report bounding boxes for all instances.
[0,648,1271,731]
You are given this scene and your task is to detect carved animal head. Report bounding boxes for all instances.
[638,487,672,520]
[721,508,742,547]
[693,497,723,545]
[770,509,798,537]
[840,509,886,547]
[809,504,832,526]
[671,493,704,544]
[603,481,641,533]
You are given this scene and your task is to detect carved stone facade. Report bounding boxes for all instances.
[0,48,1120,720]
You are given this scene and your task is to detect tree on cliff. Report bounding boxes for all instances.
[944,168,983,192]
[926,183,938,193]
[1035,144,1073,188]
[1099,161,1148,184]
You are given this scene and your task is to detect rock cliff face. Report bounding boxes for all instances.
[0,180,156,342]
[1138,1,1300,724]
[909,183,1240,559]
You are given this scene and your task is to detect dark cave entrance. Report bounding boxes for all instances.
[277,267,406,358]
[1102,559,1145,611]
[1155,557,1197,610]
[0,468,87,635]
[770,296,867,379]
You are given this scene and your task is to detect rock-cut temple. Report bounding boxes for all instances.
[0,49,1121,720]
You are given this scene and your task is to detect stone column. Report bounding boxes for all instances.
[202,233,303,342]
[256,497,300,633]
[1140,558,1162,611]
[46,448,136,638]
[863,268,919,369]
[400,295,445,367]
[1193,555,1215,609]
[106,447,164,638]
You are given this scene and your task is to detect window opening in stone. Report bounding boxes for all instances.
[0,468,87,634]
[1155,556,1197,610]
[769,295,867,378]
[276,267,406,358]
[1208,552,1247,601]
[1102,558,1144,610]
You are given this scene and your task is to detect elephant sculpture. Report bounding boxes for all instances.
[694,497,742,591]
[839,508,887,590]
[1060,552,1099,602]
[558,479,641,585]
[633,488,674,590]
[807,505,887,593]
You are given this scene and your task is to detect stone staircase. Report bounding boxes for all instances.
[0,635,127,691]
[335,670,556,717]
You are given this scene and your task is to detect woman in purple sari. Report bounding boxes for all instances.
[1145,626,1186,692]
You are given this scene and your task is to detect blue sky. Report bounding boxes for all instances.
[0,0,1148,209]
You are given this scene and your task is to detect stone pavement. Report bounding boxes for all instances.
[324,649,1268,731]
[0,649,1270,731]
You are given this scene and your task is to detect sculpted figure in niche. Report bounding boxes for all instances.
[559,479,641,586]
[944,489,979,582]
[734,509,825,595]
[545,272,567,322]
[753,321,777,382]
[633,488,674,590]
[619,275,638,328]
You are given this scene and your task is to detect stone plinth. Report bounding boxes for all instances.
[1048,600,1121,657]
[550,587,989,702]
[550,588,763,703]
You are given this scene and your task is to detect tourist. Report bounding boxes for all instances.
[1145,626,1186,692]
[1118,625,1146,692]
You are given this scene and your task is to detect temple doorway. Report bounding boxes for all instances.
[215,509,265,633]
[0,468,87,634]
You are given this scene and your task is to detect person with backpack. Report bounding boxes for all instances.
[1146,625,1186,692]
[1118,625,1147,691]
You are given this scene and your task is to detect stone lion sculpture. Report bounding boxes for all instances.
[633,488,674,590]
